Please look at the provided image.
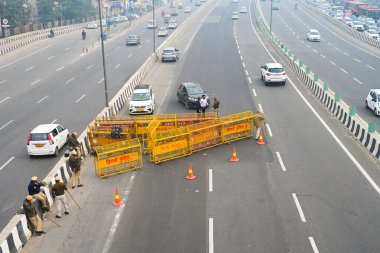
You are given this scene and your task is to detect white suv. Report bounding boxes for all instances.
[365,89,380,116]
[27,124,69,157]
[129,85,155,115]
[260,63,287,85]
[307,29,321,41]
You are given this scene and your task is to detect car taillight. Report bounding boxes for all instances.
[27,134,32,145]
[48,134,54,145]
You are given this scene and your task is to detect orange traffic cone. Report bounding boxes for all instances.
[186,163,196,180]
[230,147,239,162]
[113,187,123,206]
[256,130,265,145]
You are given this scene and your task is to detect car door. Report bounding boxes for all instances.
[368,91,376,110]
[56,125,65,148]
[50,128,60,149]
[178,85,185,102]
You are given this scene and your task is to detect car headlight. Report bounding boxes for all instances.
[189,97,197,101]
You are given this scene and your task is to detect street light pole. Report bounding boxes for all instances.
[0,0,5,38]
[97,0,109,107]
[152,0,156,55]
[270,0,273,33]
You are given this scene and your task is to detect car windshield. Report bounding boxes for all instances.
[187,86,204,95]
[268,68,284,73]
[31,133,48,141]
[310,31,320,35]
[131,92,150,101]
[128,35,136,39]
[158,27,166,31]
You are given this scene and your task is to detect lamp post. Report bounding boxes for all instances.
[270,0,273,33]
[97,0,109,107]
[0,0,6,38]
[152,0,156,55]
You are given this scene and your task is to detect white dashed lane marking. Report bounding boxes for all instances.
[329,60,336,65]
[36,95,49,104]
[248,77,252,84]
[86,64,94,70]
[25,66,34,72]
[209,169,213,192]
[258,103,263,112]
[76,94,86,103]
[65,78,75,85]
[366,65,375,70]
[354,58,361,62]
[276,152,286,171]
[292,193,306,222]
[252,89,256,96]
[245,69,249,76]
[64,47,71,51]
[30,79,41,86]
[340,68,347,74]
[0,120,14,131]
[312,49,317,53]
[0,157,15,172]
[320,54,326,59]
[265,124,273,137]
[47,56,55,60]
[0,80,6,85]
[56,66,64,71]
[128,53,133,58]
[353,78,363,84]
[51,119,58,124]
[115,64,121,69]
[98,78,104,84]
[309,237,320,253]
[0,97,10,104]
[343,52,349,56]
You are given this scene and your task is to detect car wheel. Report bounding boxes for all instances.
[53,147,59,157]
[374,108,379,116]
[185,101,190,109]
[261,74,263,80]
[282,81,286,85]
[264,80,268,86]
[365,100,368,108]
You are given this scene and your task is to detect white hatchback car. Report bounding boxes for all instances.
[365,89,380,116]
[27,124,69,157]
[260,63,287,85]
[307,29,321,41]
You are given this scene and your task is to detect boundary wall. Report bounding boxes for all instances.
[255,0,380,159]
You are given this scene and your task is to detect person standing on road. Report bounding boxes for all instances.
[212,96,220,117]
[200,95,208,116]
[52,176,69,218]
[195,97,202,115]
[254,110,265,139]
[28,177,49,212]
[23,195,46,236]
[69,150,83,189]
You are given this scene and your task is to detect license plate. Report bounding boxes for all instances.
[136,108,144,112]
[35,144,45,148]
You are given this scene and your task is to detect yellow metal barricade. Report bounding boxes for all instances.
[188,119,222,152]
[220,111,254,142]
[87,128,130,147]
[146,118,160,154]
[93,139,142,178]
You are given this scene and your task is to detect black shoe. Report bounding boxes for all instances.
[78,184,84,187]
[39,231,46,234]
[64,211,69,215]
[56,215,61,218]
[35,232,42,236]
[72,186,75,189]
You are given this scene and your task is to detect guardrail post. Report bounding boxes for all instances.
[323,82,329,91]
[335,92,341,102]
[313,74,319,82]
[349,106,356,116]
[368,122,377,133]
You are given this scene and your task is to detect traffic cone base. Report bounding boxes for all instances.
[230,147,239,162]
[256,130,265,145]
[113,187,123,206]
[186,163,196,180]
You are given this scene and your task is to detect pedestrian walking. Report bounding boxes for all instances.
[195,97,202,116]
[253,110,265,139]
[52,176,69,218]
[69,150,83,189]
[23,195,46,236]
[200,95,208,117]
[28,177,49,212]
[212,96,220,117]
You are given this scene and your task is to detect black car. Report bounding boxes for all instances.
[126,35,141,45]
[177,82,210,109]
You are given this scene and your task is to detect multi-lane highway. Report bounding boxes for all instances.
[9,0,380,252]
[260,0,380,122]
[0,4,193,229]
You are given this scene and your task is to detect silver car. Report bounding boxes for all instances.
[161,47,179,62]
[126,35,141,45]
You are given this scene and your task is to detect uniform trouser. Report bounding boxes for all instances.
[72,171,82,187]
[214,109,219,117]
[29,215,42,232]
[255,126,262,139]
[55,195,69,217]
[33,192,48,208]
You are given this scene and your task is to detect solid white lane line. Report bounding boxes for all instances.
[76,94,86,103]
[209,218,214,253]
[353,78,363,84]
[367,65,375,70]
[0,120,14,131]
[265,124,273,137]
[258,104,263,112]
[329,60,336,65]
[51,119,57,124]
[242,62,246,68]
[0,97,10,103]
[98,78,104,84]
[0,157,15,172]
[128,53,133,58]
[65,77,75,84]
[209,169,213,192]
[0,80,6,85]
[276,152,286,172]
[292,193,306,222]
[248,77,252,84]
[343,52,349,56]
[245,69,249,76]
[115,64,121,69]
[25,66,34,72]
[354,58,361,62]
[30,79,41,86]
[309,237,320,253]
[47,56,55,60]
[37,95,49,104]
[320,54,326,59]
[56,66,64,71]
[102,173,136,253]
[86,64,94,70]
[340,68,347,74]
[64,47,71,51]
[252,89,257,96]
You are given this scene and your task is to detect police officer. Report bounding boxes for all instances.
[212,96,220,117]
[28,176,49,212]
[23,195,46,236]
[52,176,69,218]
[69,150,83,189]
[66,132,81,152]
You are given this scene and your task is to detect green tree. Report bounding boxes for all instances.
[2,0,31,27]
[37,0,96,22]
[37,0,58,22]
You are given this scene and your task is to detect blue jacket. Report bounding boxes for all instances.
[28,181,42,195]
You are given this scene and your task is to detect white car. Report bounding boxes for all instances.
[157,27,168,37]
[86,22,98,29]
[352,21,364,31]
[27,124,69,157]
[147,19,157,29]
[365,89,380,116]
[307,29,321,41]
[333,14,343,21]
[240,6,247,13]
[168,19,177,29]
[129,85,155,115]
[260,63,287,85]
[184,6,192,13]
[178,2,183,8]
[232,12,239,20]
[365,29,379,40]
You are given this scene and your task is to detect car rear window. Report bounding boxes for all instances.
[268,68,284,73]
[163,49,175,53]
[31,133,48,141]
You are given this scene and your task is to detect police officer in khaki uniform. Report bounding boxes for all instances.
[23,195,46,236]
[69,150,83,189]
[52,176,69,218]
